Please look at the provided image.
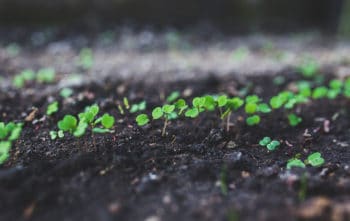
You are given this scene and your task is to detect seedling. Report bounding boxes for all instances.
[13,69,36,88]
[130,101,146,113]
[46,101,59,116]
[0,122,23,164]
[297,60,319,78]
[50,130,64,140]
[78,48,93,69]
[166,91,180,103]
[56,104,115,139]
[305,152,325,167]
[312,86,328,99]
[152,104,176,136]
[136,114,150,126]
[327,79,343,99]
[218,96,244,131]
[286,159,306,169]
[60,88,73,98]
[288,114,302,126]
[259,137,280,151]
[286,152,325,169]
[246,115,260,126]
[36,68,55,83]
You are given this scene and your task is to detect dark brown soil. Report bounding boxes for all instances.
[0,70,349,221]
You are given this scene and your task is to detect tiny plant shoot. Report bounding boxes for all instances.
[46,101,59,116]
[259,137,280,151]
[0,122,23,164]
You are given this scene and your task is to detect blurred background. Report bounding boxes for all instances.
[0,0,348,35]
[1,0,350,84]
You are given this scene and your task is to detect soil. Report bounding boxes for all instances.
[0,66,350,221]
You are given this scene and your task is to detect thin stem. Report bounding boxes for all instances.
[162,118,168,137]
[226,112,231,132]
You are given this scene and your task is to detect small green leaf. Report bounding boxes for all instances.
[185,108,199,118]
[92,128,112,133]
[152,107,163,119]
[162,104,175,114]
[101,114,115,129]
[166,91,180,103]
[217,95,228,107]
[312,87,328,99]
[257,103,271,113]
[259,137,271,146]
[46,101,59,115]
[306,152,325,167]
[288,114,302,127]
[60,88,73,98]
[58,115,77,132]
[50,131,57,140]
[246,115,260,126]
[73,122,88,137]
[245,102,257,114]
[287,159,306,169]
[266,140,280,151]
[136,114,150,126]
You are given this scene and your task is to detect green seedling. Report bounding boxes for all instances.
[166,91,180,103]
[13,69,36,88]
[305,152,325,167]
[78,48,93,69]
[123,97,130,110]
[0,122,23,164]
[46,101,59,116]
[174,99,188,114]
[297,60,319,78]
[246,115,260,126]
[344,77,350,97]
[136,114,150,126]
[185,96,208,118]
[36,68,55,83]
[286,159,306,169]
[50,130,64,140]
[327,79,343,99]
[297,81,312,97]
[152,104,176,136]
[286,152,325,169]
[288,114,302,126]
[60,88,73,98]
[270,91,293,109]
[259,137,280,151]
[218,96,244,131]
[57,104,115,138]
[130,101,146,113]
[312,86,328,99]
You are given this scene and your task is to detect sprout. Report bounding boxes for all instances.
[257,103,271,113]
[12,69,36,88]
[151,104,176,136]
[286,159,306,169]
[185,108,199,118]
[246,115,260,126]
[136,114,150,126]
[46,101,59,116]
[174,99,188,114]
[288,114,302,127]
[306,152,325,167]
[245,102,257,114]
[312,86,328,99]
[0,122,23,164]
[60,88,73,98]
[297,60,319,78]
[166,91,180,103]
[130,101,147,113]
[100,114,115,129]
[50,130,64,140]
[259,137,280,151]
[57,104,114,138]
[36,68,55,83]
[79,48,93,69]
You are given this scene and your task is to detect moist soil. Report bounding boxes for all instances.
[0,70,350,221]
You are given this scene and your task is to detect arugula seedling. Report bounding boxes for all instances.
[327,79,343,99]
[218,96,244,131]
[246,115,260,126]
[297,60,319,78]
[60,88,73,98]
[0,122,23,164]
[13,69,36,88]
[286,159,306,169]
[312,86,328,99]
[50,130,64,140]
[166,91,180,103]
[259,137,280,151]
[288,114,302,126]
[136,114,150,126]
[46,101,59,116]
[305,152,325,167]
[79,48,94,69]
[36,68,55,83]
[130,101,146,113]
[152,104,176,136]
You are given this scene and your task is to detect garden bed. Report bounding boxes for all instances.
[0,68,349,221]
